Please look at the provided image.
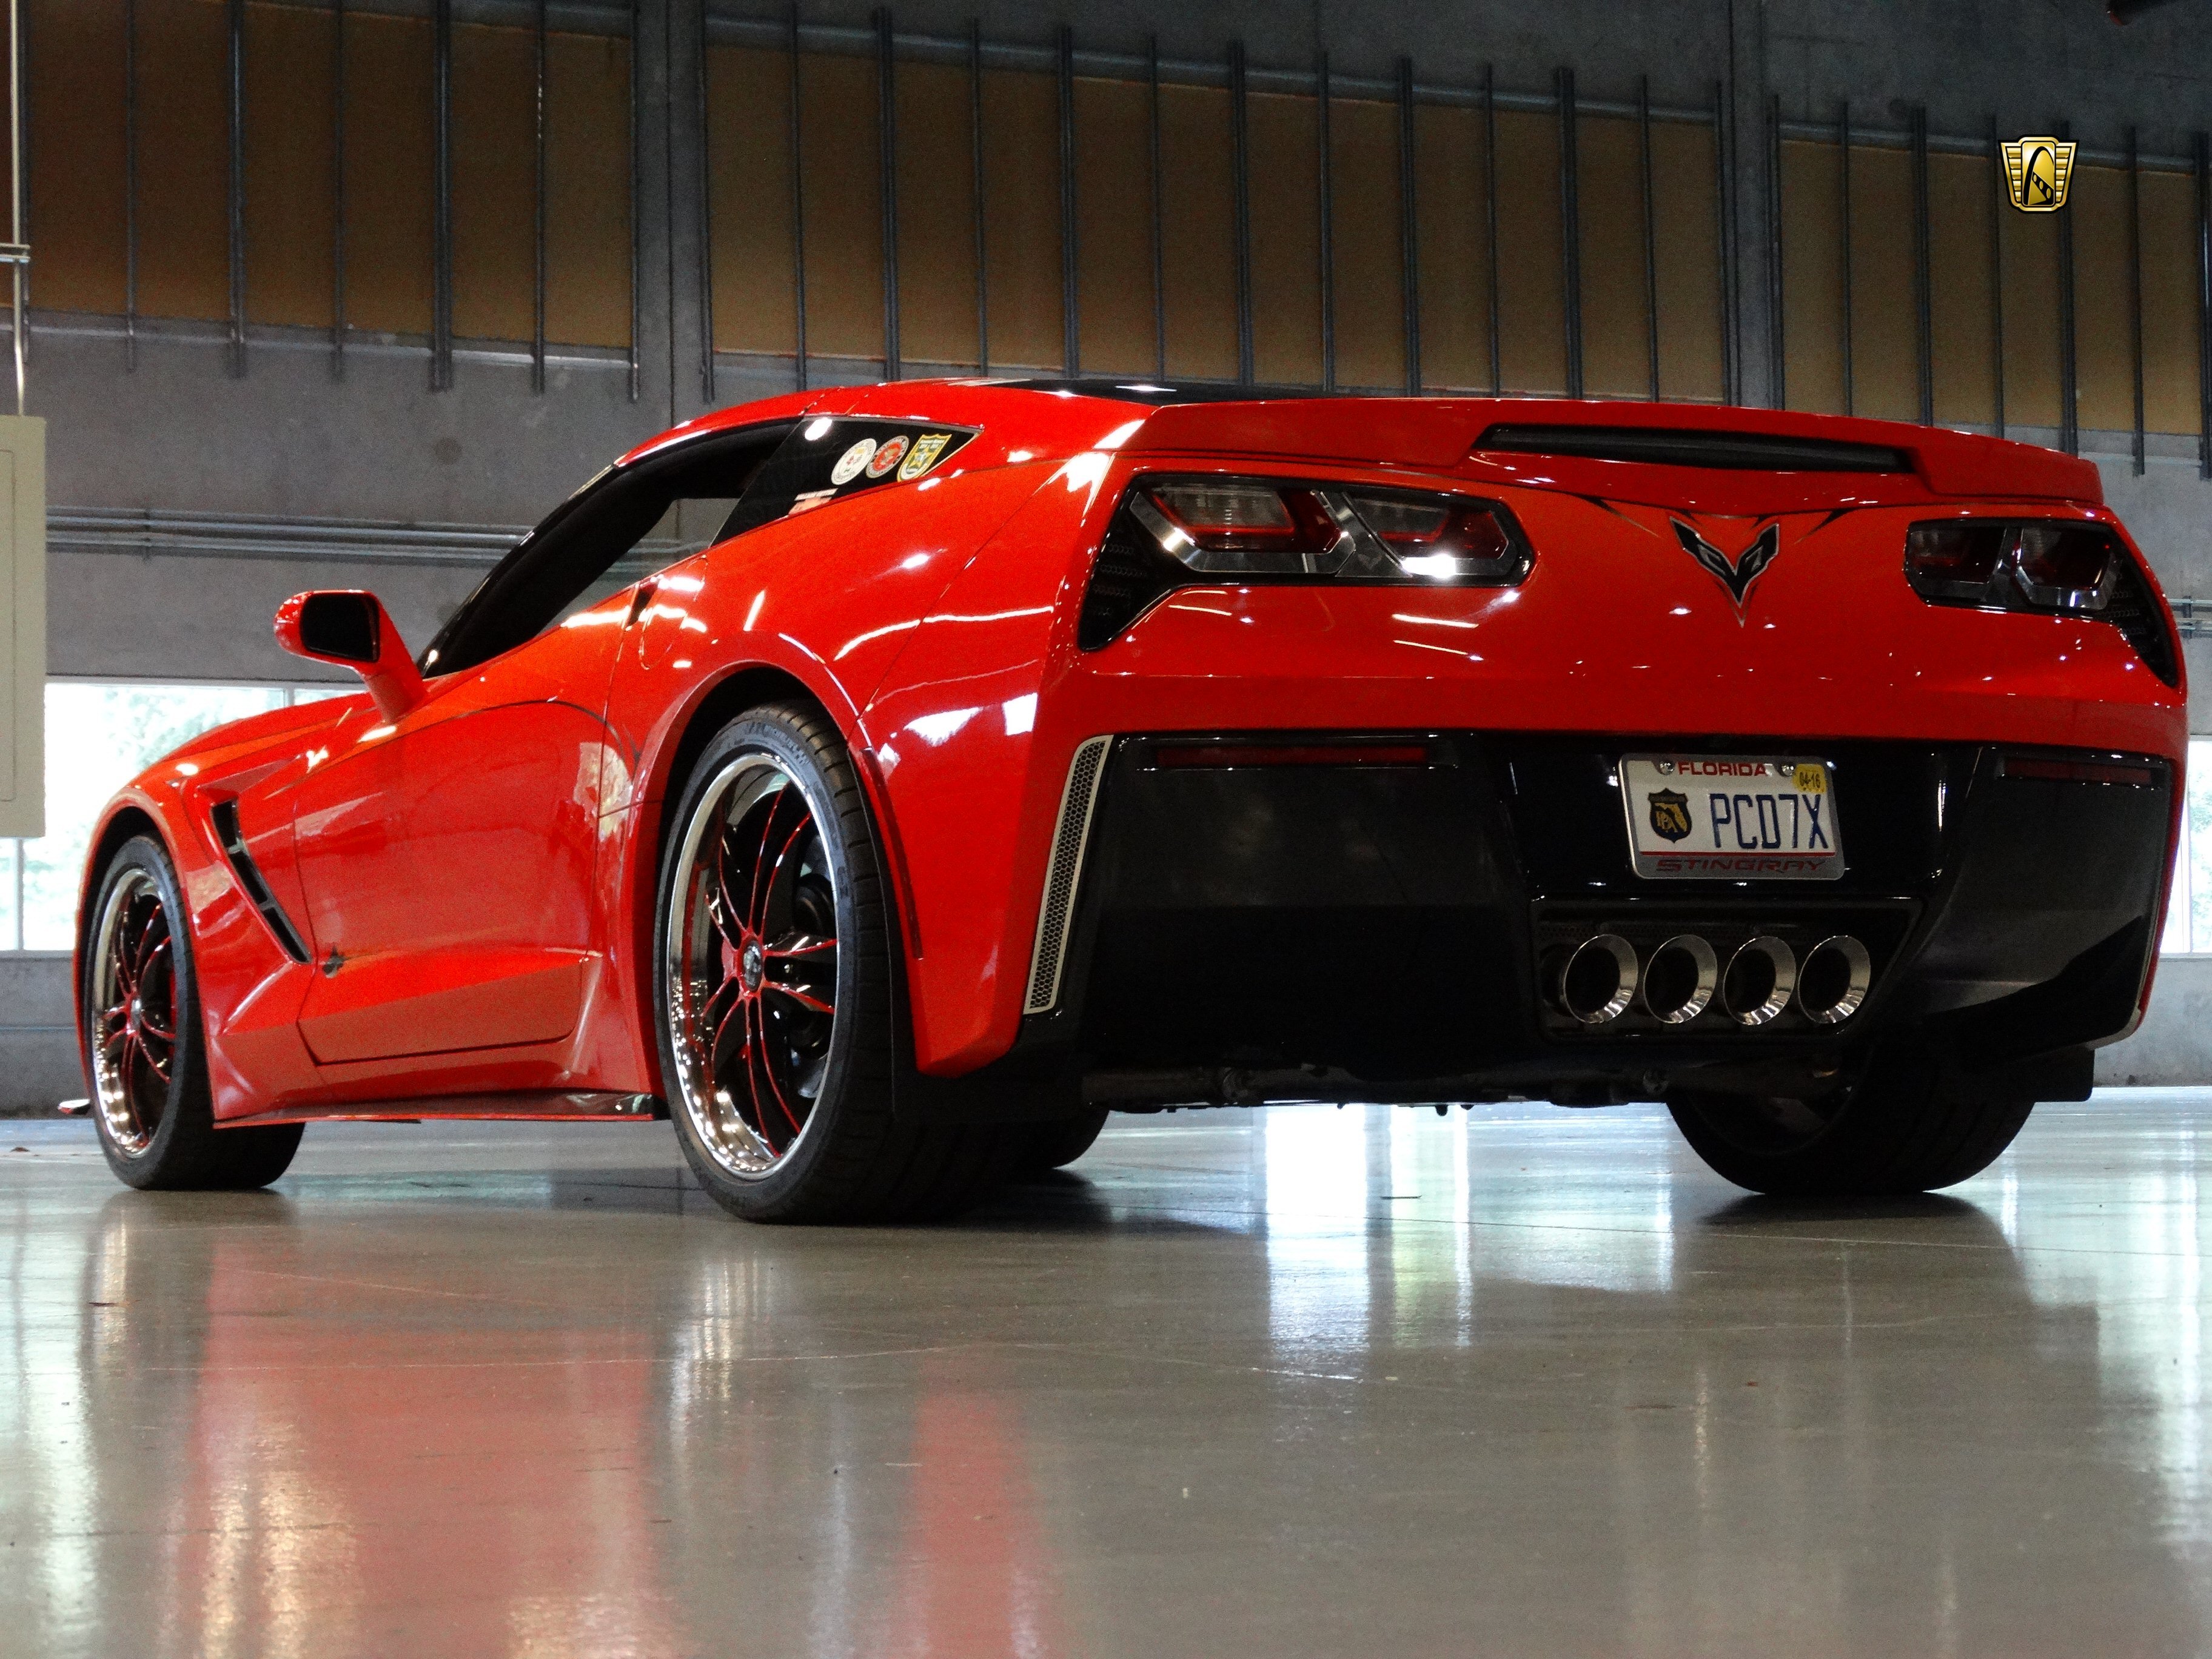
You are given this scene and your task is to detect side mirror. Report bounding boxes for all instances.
[275,590,425,722]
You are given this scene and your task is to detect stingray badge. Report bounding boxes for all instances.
[1672,520,1781,618]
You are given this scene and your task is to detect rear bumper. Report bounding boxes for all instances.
[1000,732,2171,1107]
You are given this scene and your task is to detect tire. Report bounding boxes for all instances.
[1020,1108,1110,1172]
[653,702,1020,1223]
[83,836,304,1191]
[1668,1046,2033,1197]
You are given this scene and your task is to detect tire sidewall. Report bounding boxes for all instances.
[652,708,879,1218]
[85,836,212,1189]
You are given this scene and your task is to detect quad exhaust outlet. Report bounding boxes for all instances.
[1548,931,1872,1028]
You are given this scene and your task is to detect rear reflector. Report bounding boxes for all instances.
[2000,754,2159,786]
[1475,423,1914,474]
[1152,742,1432,770]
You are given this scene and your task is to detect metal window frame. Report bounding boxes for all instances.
[1317,49,1334,394]
[1910,104,1931,424]
[1765,92,1783,409]
[626,0,641,403]
[1840,100,1854,416]
[970,18,987,375]
[1714,79,1735,407]
[1557,66,1579,399]
[1060,23,1079,377]
[1638,75,1657,400]
[2197,130,2210,480]
[788,1,806,390]
[332,0,347,380]
[431,0,454,392]
[532,0,546,394]
[1988,115,2003,437]
[1400,55,1419,394]
[124,0,137,372]
[1484,63,1500,394]
[226,0,246,379]
[2059,118,2079,455]
[697,0,714,404]
[2130,124,2145,476]
[1147,34,1164,379]
[878,7,899,380]
[1230,39,1252,386]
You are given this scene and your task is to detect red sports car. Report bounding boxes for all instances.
[74,381,2185,1219]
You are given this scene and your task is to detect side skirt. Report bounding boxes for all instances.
[220,1090,666,1127]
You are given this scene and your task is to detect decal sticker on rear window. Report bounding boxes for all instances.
[715,419,983,538]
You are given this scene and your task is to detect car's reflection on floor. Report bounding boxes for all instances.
[4,1098,2210,1657]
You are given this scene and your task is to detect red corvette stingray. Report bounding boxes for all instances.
[75,381,2185,1218]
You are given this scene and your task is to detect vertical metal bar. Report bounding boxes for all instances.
[697,0,715,405]
[333,0,347,381]
[226,0,245,379]
[531,0,545,394]
[1229,41,1252,386]
[1638,75,1658,400]
[1399,56,1419,395]
[1557,67,1579,399]
[1840,101,1853,415]
[1484,63,1500,394]
[1317,49,1333,393]
[1714,81,1734,406]
[870,12,901,377]
[7,0,19,411]
[1989,115,2004,437]
[1059,24,1078,377]
[2130,126,2145,475]
[124,0,137,372]
[1147,34,1163,379]
[970,19,987,375]
[2059,118,2078,455]
[1766,92,1783,409]
[1911,106,1931,424]
[2197,131,2210,480]
[431,0,452,392]
[626,0,640,402]
[789,2,807,390]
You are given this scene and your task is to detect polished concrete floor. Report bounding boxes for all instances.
[4,1097,2212,1657]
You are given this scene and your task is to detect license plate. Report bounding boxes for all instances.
[1619,754,1843,880]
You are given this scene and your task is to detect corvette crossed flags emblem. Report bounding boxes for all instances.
[1671,519,1781,618]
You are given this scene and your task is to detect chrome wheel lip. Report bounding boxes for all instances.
[662,750,840,1182]
[89,868,172,1158]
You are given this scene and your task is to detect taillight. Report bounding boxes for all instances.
[1903,518,2177,685]
[1082,475,1532,648]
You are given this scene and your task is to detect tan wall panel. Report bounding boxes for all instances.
[1650,119,1721,402]
[2071,164,2134,434]
[343,12,432,334]
[1846,144,1915,421]
[1578,114,1649,398]
[707,46,793,357]
[1248,89,1318,386]
[138,0,230,321]
[1416,102,1490,393]
[1997,209,2062,430]
[450,21,534,343]
[545,30,631,349]
[1074,76,1155,377]
[1780,138,1844,415]
[28,0,127,315]
[1330,96,1402,390]
[244,2,335,330]
[2142,169,2205,437]
[1158,82,1234,380]
[978,67,1059,372]
[895,61,976,369]
[1928,152,1996,430]
[1494,109,1563,395]
[795,53,880,361]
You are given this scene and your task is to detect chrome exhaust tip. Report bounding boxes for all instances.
[1797,934,1872,1025]
[1721,936,1797,1027]
[1554,934,1639,1025]
[1643,935,1719,1025]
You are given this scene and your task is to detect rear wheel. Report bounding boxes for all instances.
[84,836,303,1190]
[654,703,1019,1222]
[1019,1108,1111,1172]
[1669,1048,2033,1196]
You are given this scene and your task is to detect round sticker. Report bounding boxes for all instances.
[866,434,909,478]
[831,438,877,486]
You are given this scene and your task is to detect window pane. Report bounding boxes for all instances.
[0,840,18,952]
[2189,738,2212,955]
[18,683,292,951]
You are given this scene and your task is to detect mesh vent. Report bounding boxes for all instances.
[1025,736,1114,1014]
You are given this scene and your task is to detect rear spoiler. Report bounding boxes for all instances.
[1121,398,2104,506]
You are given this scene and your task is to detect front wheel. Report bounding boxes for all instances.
[653,703,1019,1222]
[1669,1048,2033,1196]
[84,836,303,1190]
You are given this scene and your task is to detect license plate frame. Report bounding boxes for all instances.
[1618,754,1844,880]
